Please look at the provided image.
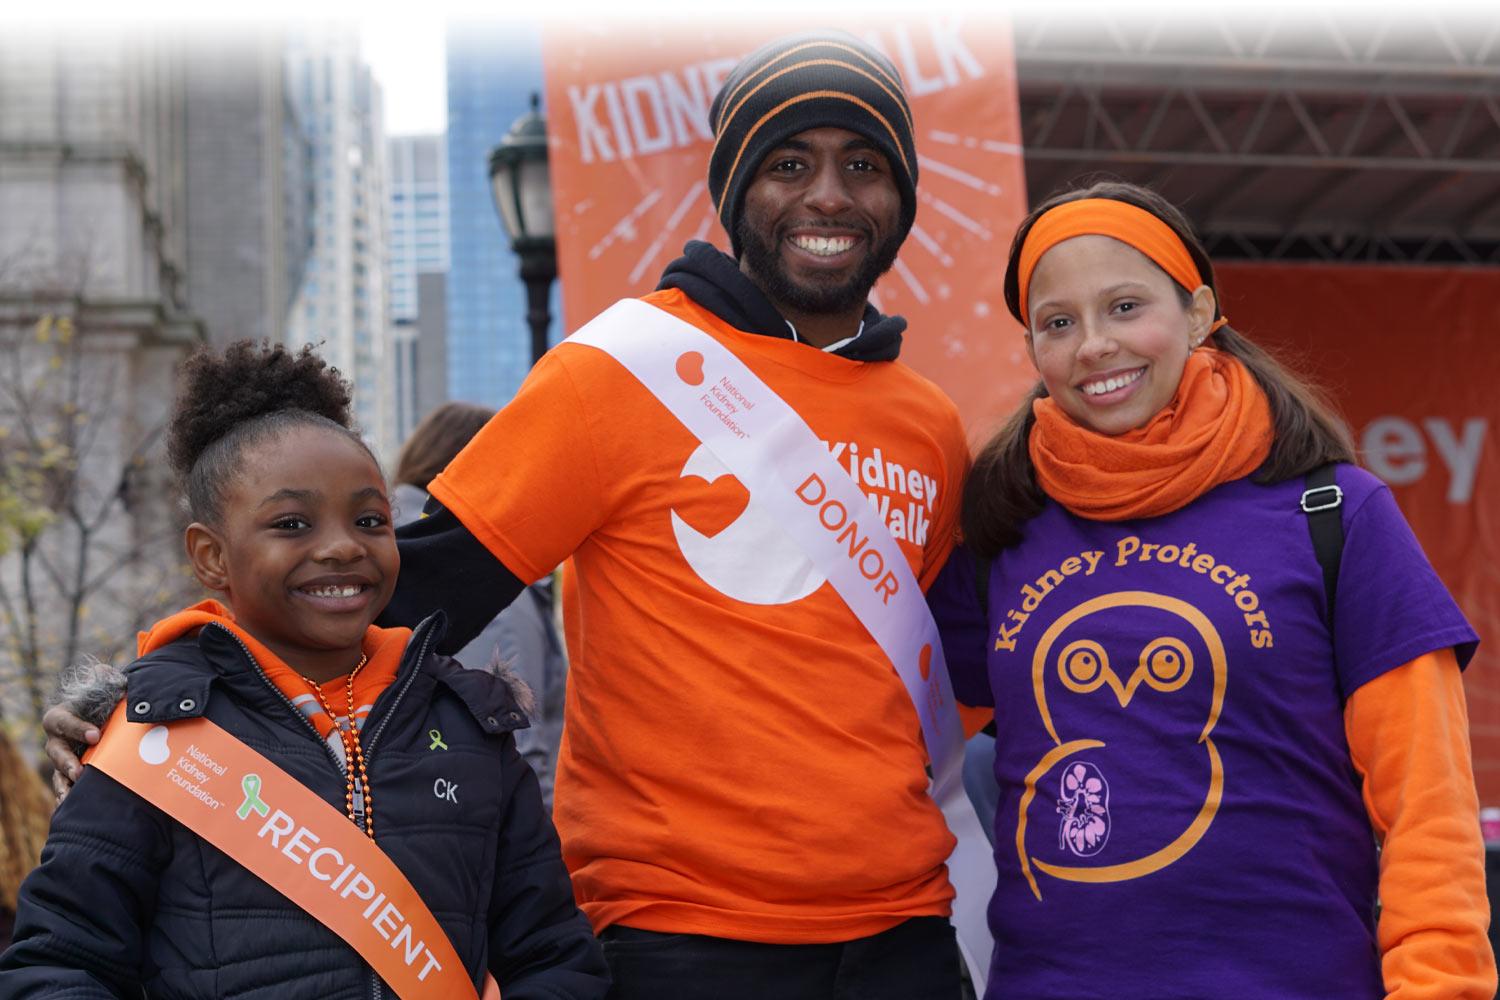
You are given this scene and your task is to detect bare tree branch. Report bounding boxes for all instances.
[0,275,196,745]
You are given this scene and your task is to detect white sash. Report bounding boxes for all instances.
[570,298,995,989]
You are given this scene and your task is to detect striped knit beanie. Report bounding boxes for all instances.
[707,31,918,255]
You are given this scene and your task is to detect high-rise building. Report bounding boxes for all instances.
[183,29,313,347]
[414,271,449,423]
[387,134,450,441]
[285,24,395,458]
[444,21,554,409]
[388,134,449,323]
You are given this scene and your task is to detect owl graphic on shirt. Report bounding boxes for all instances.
[1018,591,1228,901]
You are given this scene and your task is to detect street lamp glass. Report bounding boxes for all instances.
[487,94,555,246]
[489,159,524,243]
[516,156,554,241]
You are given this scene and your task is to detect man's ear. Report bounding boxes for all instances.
[184,522,229,594]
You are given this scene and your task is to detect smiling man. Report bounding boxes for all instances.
[728,121,906,341]
[389,31,974,999]
[40,28,977,1000]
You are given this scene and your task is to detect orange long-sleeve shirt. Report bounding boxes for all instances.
[1346,648,1496,999]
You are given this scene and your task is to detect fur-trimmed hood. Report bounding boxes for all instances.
[58,659,129,729]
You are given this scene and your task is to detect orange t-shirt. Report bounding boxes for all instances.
[430,289,971,944]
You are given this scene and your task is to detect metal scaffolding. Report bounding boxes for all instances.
[1013,9,1500,262]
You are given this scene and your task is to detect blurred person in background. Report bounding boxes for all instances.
[393,402,568,809]
[0,729,53,952]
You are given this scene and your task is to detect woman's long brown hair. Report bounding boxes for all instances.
[963,180,1356,558]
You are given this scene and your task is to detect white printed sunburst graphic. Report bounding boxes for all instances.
[588,182,710,287]
[872,125,1020,339]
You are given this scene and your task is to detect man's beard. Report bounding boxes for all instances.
[736,216,904,317]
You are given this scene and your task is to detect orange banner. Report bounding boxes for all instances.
[1217,262,1499,801]
[537,18,1498,805]
[541,15,1029,444]
[85,703,499,1000]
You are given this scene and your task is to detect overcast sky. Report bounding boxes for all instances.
[360,15,449,136]
[4,1,1494,140]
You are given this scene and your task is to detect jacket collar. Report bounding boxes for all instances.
[123,612,528,736]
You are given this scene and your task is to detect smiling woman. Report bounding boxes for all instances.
[965,182,1354,552]
[1023,234,1213,437]
[929,180,1494,1000]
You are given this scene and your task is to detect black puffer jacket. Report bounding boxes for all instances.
[0,615,608,999]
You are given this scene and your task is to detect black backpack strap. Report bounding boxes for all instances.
[1301,464,1344,626]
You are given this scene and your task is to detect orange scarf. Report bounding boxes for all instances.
[1029,348,1273,521]
[138,599,411,741]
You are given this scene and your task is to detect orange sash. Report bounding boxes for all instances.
[85,703,500,1000]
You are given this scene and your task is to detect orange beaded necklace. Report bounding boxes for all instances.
[303,653,375,839]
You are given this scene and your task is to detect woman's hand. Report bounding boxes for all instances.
[42,703,99,800]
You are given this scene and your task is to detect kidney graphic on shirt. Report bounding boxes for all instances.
[669,444,828,605]
[1016,591,1228,901]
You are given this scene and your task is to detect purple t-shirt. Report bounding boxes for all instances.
[931,465,1477,1000]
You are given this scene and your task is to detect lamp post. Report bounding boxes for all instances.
[487,92,556,367]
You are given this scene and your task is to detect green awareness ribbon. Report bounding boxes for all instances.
[237,773,270,820]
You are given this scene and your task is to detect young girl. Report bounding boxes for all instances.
[0,342,608,999]
[930,182,1493,998]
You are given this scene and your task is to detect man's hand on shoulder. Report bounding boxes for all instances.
[42,703,99,801]
[42,658,130,800]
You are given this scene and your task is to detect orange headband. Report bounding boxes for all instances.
[1016,198,1213,328]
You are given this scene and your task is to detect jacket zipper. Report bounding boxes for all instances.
[363,619,438,761]
[359,619,436,1000]
[210,617,439,1000]
[210,625,347,777]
